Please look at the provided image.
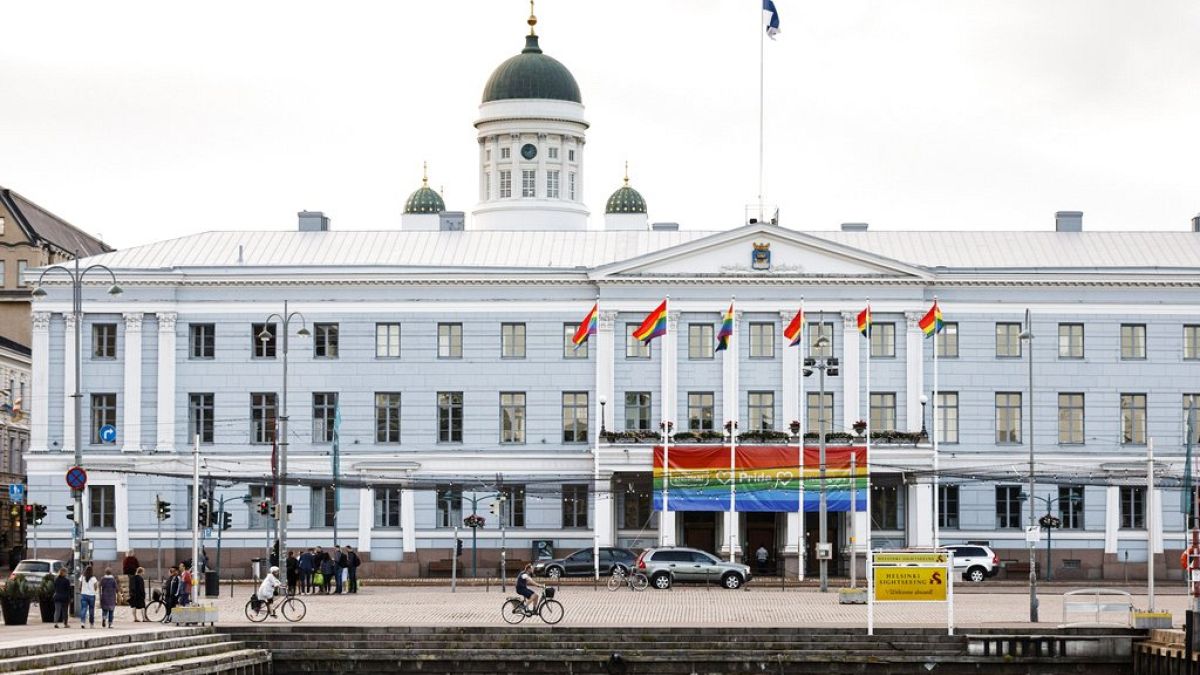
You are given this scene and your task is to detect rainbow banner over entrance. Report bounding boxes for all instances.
[652,445,867,512]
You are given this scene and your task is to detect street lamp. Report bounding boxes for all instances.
[259,301,309,592]
[33,254,121,615]
[1018,308,1037,622]
[599,395,607,436]
[1028,493,1080,582]
[803,327,838,593]
[919,394,929,438]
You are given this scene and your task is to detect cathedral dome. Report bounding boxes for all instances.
[605,175,646,214]
[404,180,445,215]
[481,34,582,104]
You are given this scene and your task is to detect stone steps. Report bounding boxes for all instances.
[0,627,211,662]
[0,633,228,673]
[2,628,270,675]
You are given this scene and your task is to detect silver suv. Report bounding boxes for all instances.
[636,547,752,590]
[943,545,999,583]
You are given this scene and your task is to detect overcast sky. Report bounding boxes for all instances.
[1,1,1197,249]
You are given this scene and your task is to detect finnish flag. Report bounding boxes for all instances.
[762,0,781,39]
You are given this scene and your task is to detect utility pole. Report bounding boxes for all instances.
[802,321,838,593]
[191,435,200,589]
[1020,308,1038,623]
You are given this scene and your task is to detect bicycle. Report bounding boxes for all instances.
[245,591,306,622]
[607,568,648,592]
[143,589,167,622]
[501,586,563,625]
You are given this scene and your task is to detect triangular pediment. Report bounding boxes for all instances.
[593,223,930,279]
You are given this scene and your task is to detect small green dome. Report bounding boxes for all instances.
[606,175,647,214]
[404,182,445,214]
[482,34,582,104]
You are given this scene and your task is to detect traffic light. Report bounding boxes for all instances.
[455,538,463,557]
[66,503,76,523]
[33,503,46,526]
[488,501,498,516]
[802,357,815,378]
[258,500,272,516]
[198,500,210,527]
[221,510,233,531]
[156,498,172,521]
[827,357,839,377]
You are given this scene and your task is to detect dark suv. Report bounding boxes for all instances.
[534,547,637,579]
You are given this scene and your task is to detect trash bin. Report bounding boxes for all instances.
[251,558,262,581]
[204,570,219,597]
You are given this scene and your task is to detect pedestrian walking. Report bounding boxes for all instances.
[345,546,360,594]
[79,565,98,629]
[99,568,118,628]
[285,550,298,595]
[177,563,192,607]
[298,548,314,594]
[52,567,71,628]
[162,568,180,623]
[129,567,146,622]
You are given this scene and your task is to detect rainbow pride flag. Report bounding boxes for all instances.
[857,305,871,336]
[633,300,668,343]
[919,300,944,337]
[571,303,598,348]
[715,303,734,351]
[783,308,804,347]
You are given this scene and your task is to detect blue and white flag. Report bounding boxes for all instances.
[762,0,781,39]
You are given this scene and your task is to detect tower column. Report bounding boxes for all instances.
[536,132,547,198]
[62,313,77,455]
[31,312,50,452]
[121,313,143,452]
[841,312,861,432]
[156,313,177,452]
[905,312,925,432]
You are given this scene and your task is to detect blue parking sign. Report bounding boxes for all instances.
[7,484,24,503]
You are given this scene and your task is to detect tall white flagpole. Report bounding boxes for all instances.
[758,4,765,222]
[932,297,940,548]
[661,296,671,547]
[864,301,871,572]
[728,297,738,562]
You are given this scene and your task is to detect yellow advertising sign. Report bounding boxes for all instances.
[874,567,948,602]
[873,552,948,564]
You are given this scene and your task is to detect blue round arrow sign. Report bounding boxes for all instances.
[99,424,117,443]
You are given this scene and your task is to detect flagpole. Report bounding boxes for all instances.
[798,298,806,581]
[758,3,765,222]
[932,297,940,548]
[728,296,738,562]
[661,295,671,547]
[863,301,871,579]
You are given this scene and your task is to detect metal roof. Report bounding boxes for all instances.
[72,228,1200,273]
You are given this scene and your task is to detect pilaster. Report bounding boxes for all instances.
[1152,488,1164,554]
[840,312,860,432]
[62,313,77,454]
[780,311,800,432]
[536,132,547,198]
[1104,486,1119,553]
[401,488,416,552]
[116,475,130,552]
[662,311,679,425]
[597,310,617,431]
[360,487,376,553]
[905,312,925,432]
[907,482,933,547]
[594,473,614,547]
[156,313,177,452]
[30,312,50,452]
[122,313,143,452]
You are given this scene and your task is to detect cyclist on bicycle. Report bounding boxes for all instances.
[257,565,282,616]
[516,563,544,615]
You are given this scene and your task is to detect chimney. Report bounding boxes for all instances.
[298,211,330,232]
[650,222,679,231]
[840,222,868,232]
[1055,211,1082,232]
[1192,213,1200,233]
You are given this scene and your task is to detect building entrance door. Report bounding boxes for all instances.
[681,512,718,554]
[803,511,841,576]
[744,512,780,575]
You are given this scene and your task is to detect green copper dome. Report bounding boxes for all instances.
[606,176,647,214]
[482,35,582,104]
[404,183,445,214]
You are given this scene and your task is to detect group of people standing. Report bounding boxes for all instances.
[288,545,360,595]
[50,565,126,629]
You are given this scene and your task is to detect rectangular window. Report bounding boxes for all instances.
[1120,486,1145,529]
[92,323,117,359]
[189,323,215,359]
[808,322,833,357]
[375,392,401,443]
[521,169,536,197]
[869,392,896,432]
[0,261,5,287]
[625,323,650,359]
[188,393,214,444]
[563,323,587,358]
[90,393,116,444]
[688,324,714,359]
[562,392,588,443]
[936,322,959,358]
[1058,486,1084,530]
[620,476,652,529]
[995,322,1022,357]
[871,482,903,530]
[870,323,896,358]
[1184,394,1200,445]
[996,392,1022,444]
[500,147,510,159]
[568,149,576,162]
[437,392,463,442]
[749,322,775,358]
[436,485,462,528]
[501,323,526,358]
[248,485,271,530]
[311,486,336,528]
[1121,324,1147,359]
[1121,393,1147,444]
[312,392,337,443]
[1058,323,1084,359]
[500,486,526,527]
[937,392,959,444]
[500,392,526,443]
[16,260,26,288]
[569,172,576,200]
[547,170,560,198]
[484,171,490,198]
[548,146,559,159]
[253,323,277,358]
[996,486,1023,529]
[499,170,512,198]
[1185,325,1200,360]
[625,392,652,431]
[748,391,775,431]
[438,323,463,359]
[687,392,715,432]
[376,323,401,358]
[562,484,589,528]
[313,323,339,358]
[373,487,401,528]
[250,393,277,444]
[1058,393,1085,444]
[806,392,834,436]
[89,485,115,529]
[938,485,959,529]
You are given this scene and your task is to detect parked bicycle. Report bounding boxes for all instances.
[245,591,306,622]
[607,568,648,592]
[501,586,564,625]
[143,589,166,622]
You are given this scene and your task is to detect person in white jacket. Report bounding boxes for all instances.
[257,566,282,616]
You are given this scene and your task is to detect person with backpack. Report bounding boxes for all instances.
[345,545,361,594]
[334,547,347,594]
[319,551,336,594]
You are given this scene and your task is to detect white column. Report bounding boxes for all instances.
[31,312,51,452]
[780,311,800,428]
[115,475,130,553]
[359,487,375,553]
[905,312,925,432]
[722,511,741,556]
[121,313,143,452]
[156,313,177,452]
[1152,488,1165,554]
[400,488,416,553]
[510,133,521,197]
[62,313,77,454]
[907,483,933,547]
[1103,485,1119,554]
[594,472,614,547]
[853,510,868,553]
[722,311,740,427]
[536,132,547,198]
[840,312,860,432]
[663,311,679,425]
[597,311,617,431]
[575,135,585,201]
[784,512,802,555]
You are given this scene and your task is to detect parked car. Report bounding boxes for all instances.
[635,547,752,590]
[8,559,65,586]
[534,547,638,579]
[943,545,999,582]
